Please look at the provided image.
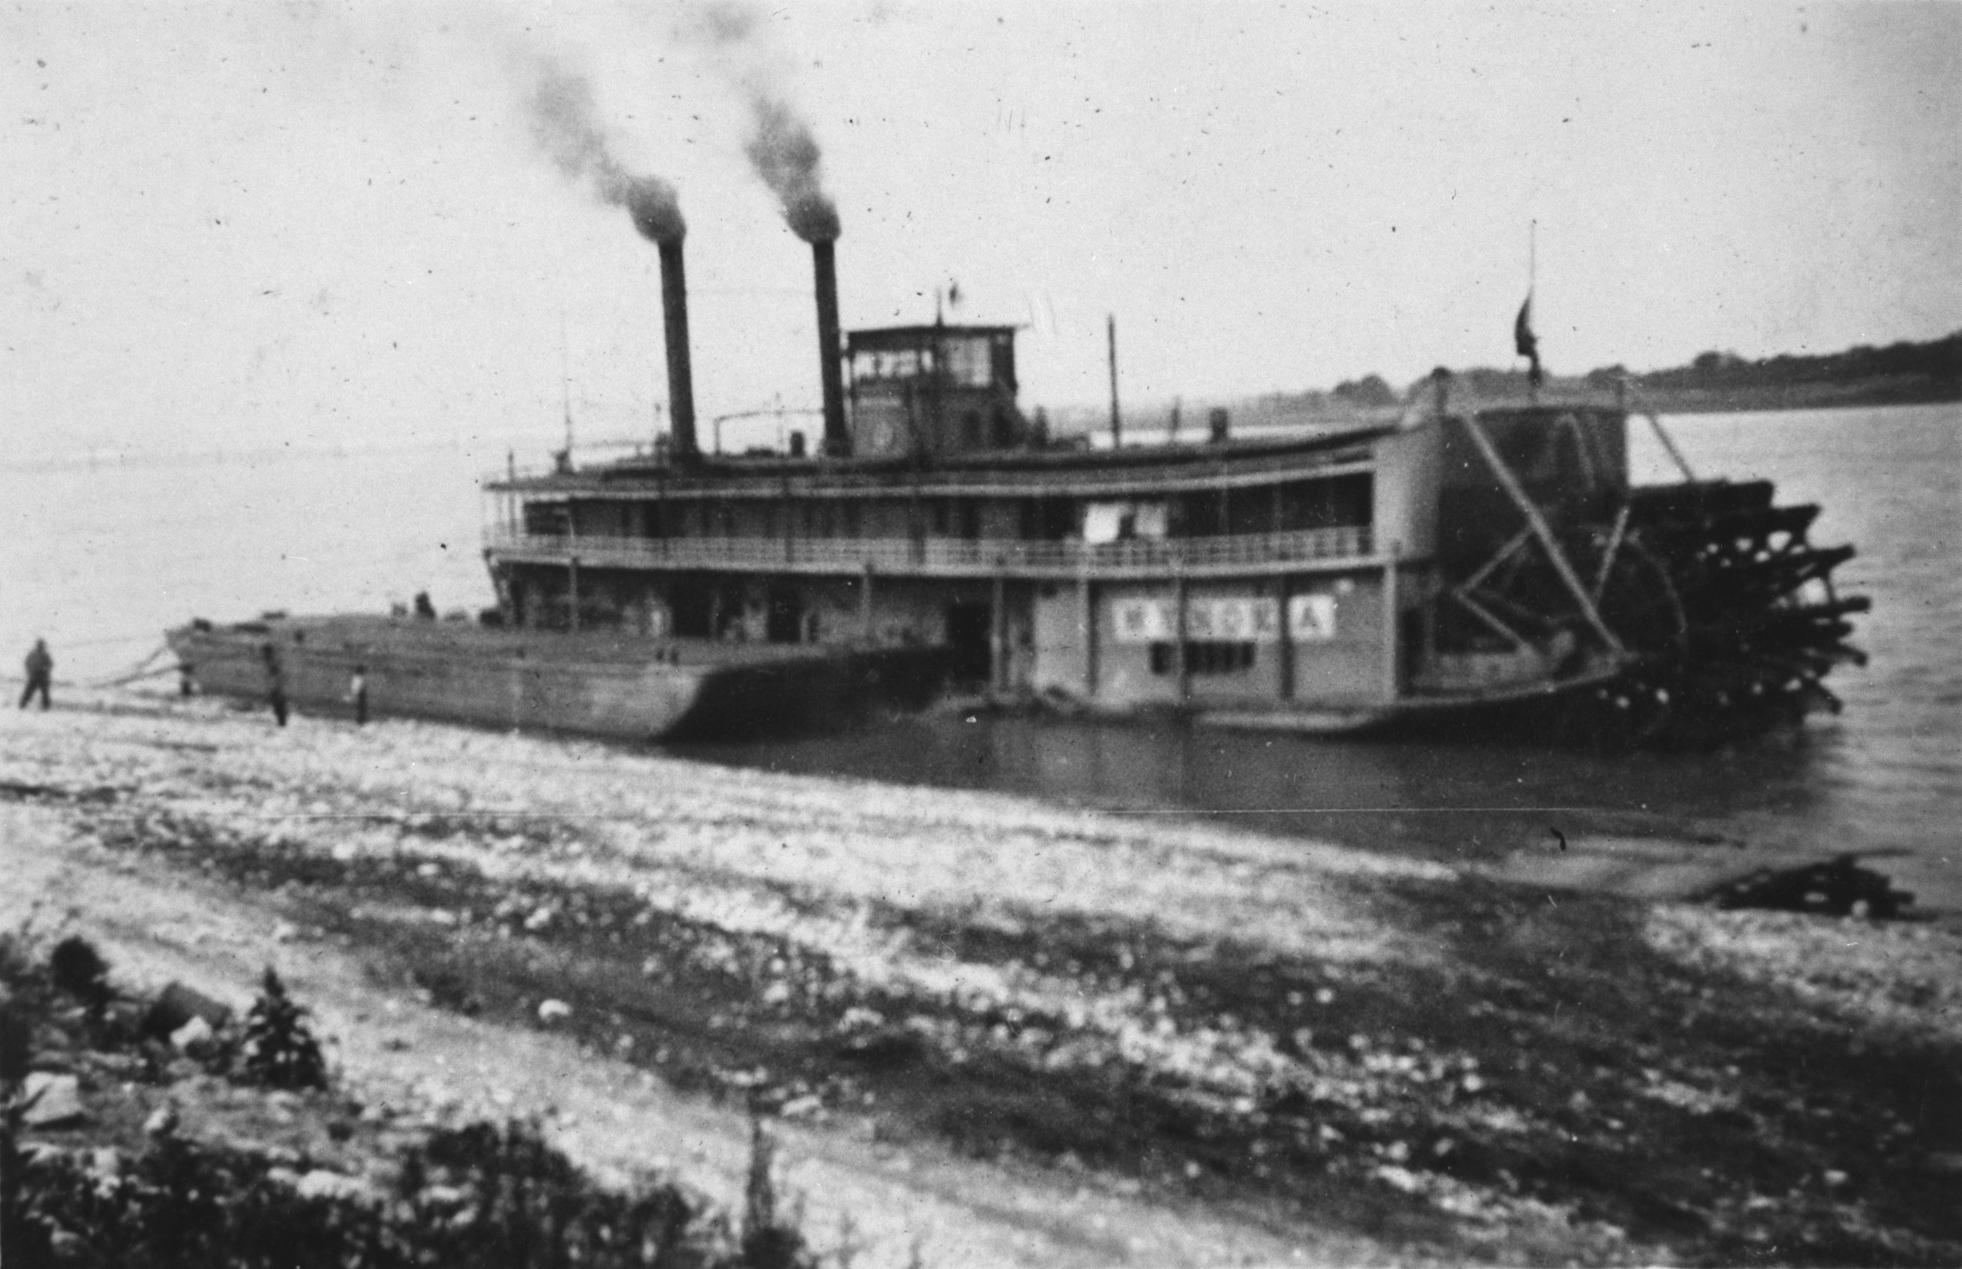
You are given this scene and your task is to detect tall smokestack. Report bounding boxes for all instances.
[657,239,698,460]
[811,239,847,456]
[738,91,846,455]
[622,179,698,461]
[524,65,696,460]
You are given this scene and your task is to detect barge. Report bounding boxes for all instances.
[173,194,1867,747]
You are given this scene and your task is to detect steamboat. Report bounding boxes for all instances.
[171,204,1867,748]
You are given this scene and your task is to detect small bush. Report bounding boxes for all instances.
[16,1114,397,1268]
[234,967,328,1091]
[48,936,112,1009]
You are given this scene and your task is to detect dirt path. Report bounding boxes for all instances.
[6,692,1961,1265]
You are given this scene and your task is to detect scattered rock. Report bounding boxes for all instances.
[538,999,572,1024]
[779,1093,824,1120]
[143,1103,179,1138]
[22,1071,86,1126]
[144,981,234,1040]
[295,1168,373,1202]
[170,1015,215,1052]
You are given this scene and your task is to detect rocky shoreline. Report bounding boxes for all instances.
[4,690,1960,1265]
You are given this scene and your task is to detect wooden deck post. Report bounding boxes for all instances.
[1277,581,1294,702]
[860,559,875,644]
[1173,568,1190,702]
[1080,569,1098,696]
[1382,542,1401,702]
[991,569,1007,694]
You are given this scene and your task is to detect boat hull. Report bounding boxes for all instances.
[167,616,949,742]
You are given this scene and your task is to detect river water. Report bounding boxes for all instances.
[4,404,1957,910]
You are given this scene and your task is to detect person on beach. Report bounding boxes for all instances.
[261,643,289,727]
[18,639,53,710]
[347,664,369,726]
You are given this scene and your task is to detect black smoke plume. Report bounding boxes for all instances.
[744,95,838,242]
[528,60,684,243]
[693,2,839,242]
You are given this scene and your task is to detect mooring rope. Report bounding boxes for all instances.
[78,641,176,689]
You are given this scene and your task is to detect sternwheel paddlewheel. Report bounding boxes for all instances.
[1448,411,1867,750]
[1622,479,1869,748]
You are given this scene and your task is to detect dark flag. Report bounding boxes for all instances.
[1514,292,1544,386]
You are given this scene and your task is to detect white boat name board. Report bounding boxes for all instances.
[1111,595,1340,643]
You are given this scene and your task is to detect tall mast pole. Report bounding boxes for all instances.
[1107,313,1123,449]
[559,310,574,459]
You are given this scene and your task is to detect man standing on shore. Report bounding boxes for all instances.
[261,643,289,727]
[18,639,52,710]
[347,664,369,726]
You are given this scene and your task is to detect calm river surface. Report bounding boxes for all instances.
[4,403,1957,909]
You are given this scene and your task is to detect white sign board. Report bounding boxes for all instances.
[1111,596,1281,644]
[1287,593,1339,641]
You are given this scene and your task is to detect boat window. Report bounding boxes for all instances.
[852,347,932,381]
[522,502,570,536]
[939,335,993,388]
[1149,641,1257,676]
[990,334,1017,393]
[1085,500,1168,543]
[1276,474,1374,530]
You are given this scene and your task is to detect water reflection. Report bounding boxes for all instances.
[668,710,1839,869]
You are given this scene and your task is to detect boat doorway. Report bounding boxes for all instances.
[767,589,806,644]
[945,601,993,684]
[669,580,713,639]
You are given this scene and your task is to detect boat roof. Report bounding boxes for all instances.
[490,418,1403,495]
[846,323,1021,348]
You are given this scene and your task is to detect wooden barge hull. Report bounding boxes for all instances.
[167,616,948,742]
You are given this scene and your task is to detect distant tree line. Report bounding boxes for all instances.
[1629,331,1961,395]
[1046,329,1960,437]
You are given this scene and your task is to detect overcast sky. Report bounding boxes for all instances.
[5,1,1958,461]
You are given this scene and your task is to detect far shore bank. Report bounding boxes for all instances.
[1635,382,1960,416]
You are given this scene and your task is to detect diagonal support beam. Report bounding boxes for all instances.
[1591,500,1632,603]
[1461,525,1535,595]
[1644,411,1695,482]
[1455,413,1624,655]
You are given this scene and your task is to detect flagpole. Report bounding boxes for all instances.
[1526,222,1540,403]
[559,309,574,460]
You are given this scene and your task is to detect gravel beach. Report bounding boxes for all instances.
[4,688,1960,1265]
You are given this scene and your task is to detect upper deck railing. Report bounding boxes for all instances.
[484,524,1375,578]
